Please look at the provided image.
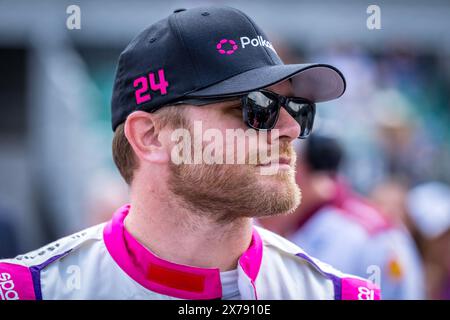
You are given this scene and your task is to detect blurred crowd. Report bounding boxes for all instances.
[259,40,450,300]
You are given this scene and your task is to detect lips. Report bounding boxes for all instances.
[257,156,291,166]
[278,157,291,165]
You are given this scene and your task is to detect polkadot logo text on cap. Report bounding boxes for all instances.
[216,39,238,55]
[215,35,277,56]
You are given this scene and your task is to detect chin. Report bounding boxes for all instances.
[259,167,296,184]
[249,176,301,218]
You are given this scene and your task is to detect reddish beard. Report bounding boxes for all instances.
[168,140,301,224]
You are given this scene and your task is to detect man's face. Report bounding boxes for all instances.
[166,80,302,223]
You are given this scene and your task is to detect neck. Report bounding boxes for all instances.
[124,186,253,272]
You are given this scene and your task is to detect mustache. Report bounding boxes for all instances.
[247,141,296,166]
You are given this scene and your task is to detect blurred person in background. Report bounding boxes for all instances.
[259,134,425,299]
[369,89,436,188]
[406,182,450,300]
[370,178,410,228]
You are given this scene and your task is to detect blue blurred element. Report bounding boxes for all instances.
[0,207,19,258]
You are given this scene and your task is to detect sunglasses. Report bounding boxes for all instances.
[172,90,316,139]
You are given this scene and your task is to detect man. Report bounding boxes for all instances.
[259,134,424,299]
[0,6,379,300]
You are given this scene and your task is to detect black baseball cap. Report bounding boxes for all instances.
[111,6,346,131]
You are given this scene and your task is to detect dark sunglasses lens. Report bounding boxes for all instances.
[242,91,279,130]
[286,100,315,139]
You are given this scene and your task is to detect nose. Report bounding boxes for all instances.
[271,107,301,141]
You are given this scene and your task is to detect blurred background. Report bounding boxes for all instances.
[0,0,449,299]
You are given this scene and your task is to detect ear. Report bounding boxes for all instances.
[124,111,170,164]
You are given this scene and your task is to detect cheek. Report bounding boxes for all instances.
[220,113,246,134]
[200,109,248,139]
[191,108,232,132]
[156,129,176,162]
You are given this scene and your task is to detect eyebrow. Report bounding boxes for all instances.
[221,99,241,107]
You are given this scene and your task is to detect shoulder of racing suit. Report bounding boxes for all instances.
[253,226,381,300]
[0,223,105,300]
[0,221,380,300]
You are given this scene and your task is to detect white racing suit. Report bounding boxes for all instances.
[0,204,380,300]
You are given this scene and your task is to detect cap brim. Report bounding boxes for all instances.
[187,63,346,103]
